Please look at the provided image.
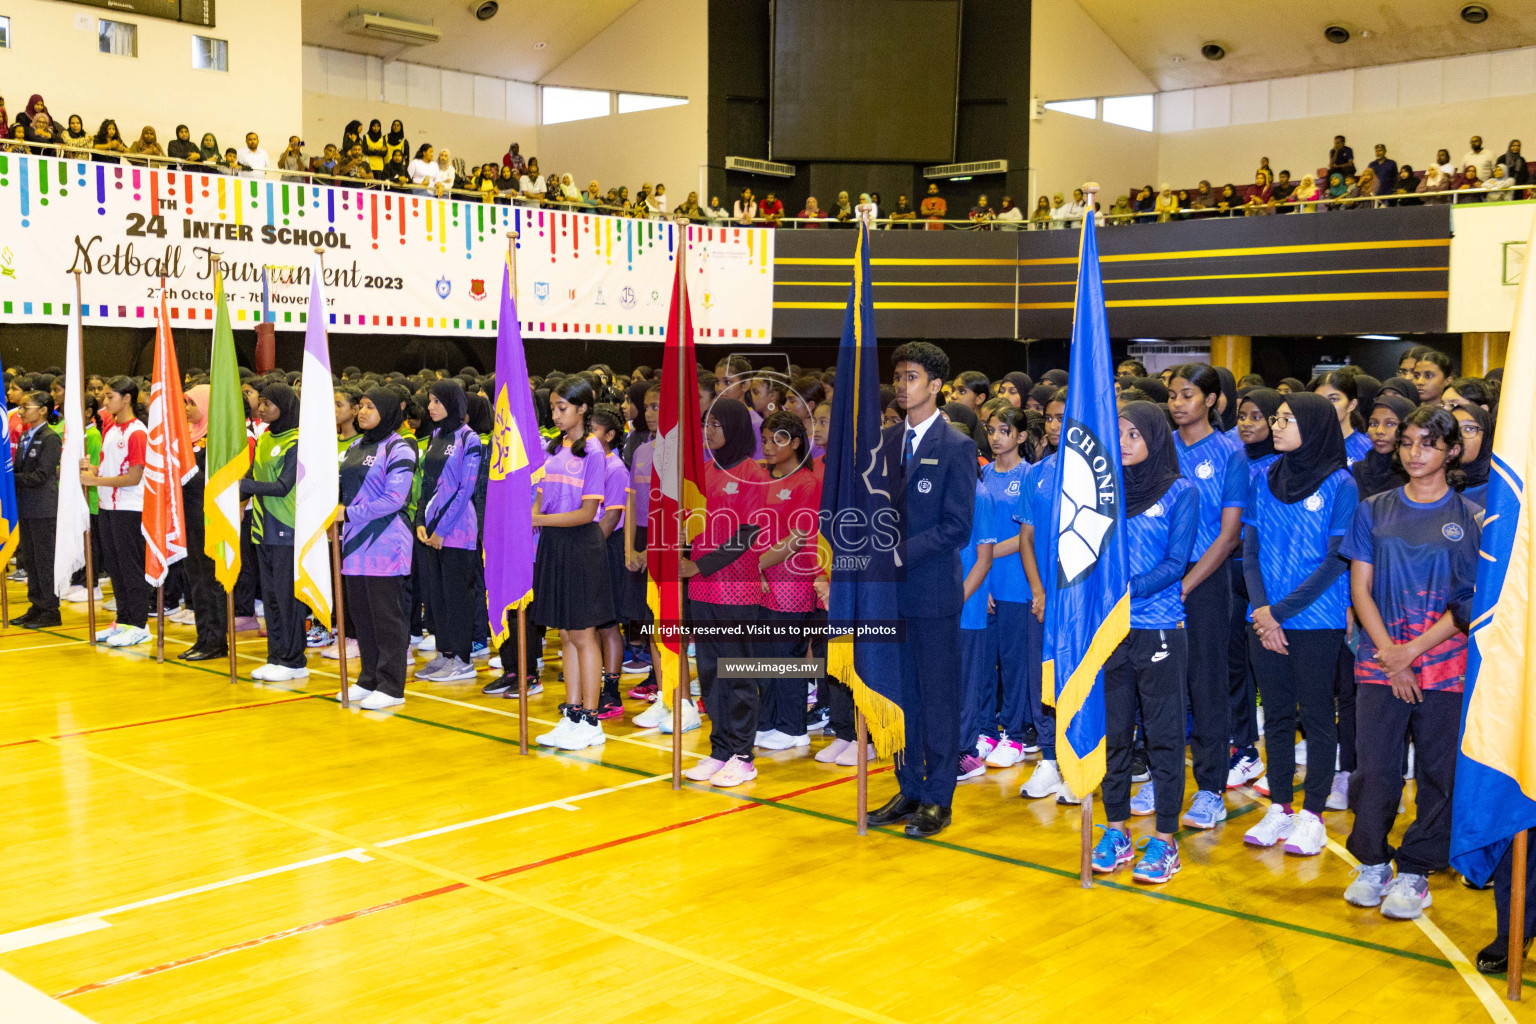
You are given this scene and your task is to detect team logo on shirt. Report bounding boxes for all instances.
[777,487,792,501]
[1057,418,1120,587]
[1443,522,1465,541]
[723,481,739,495]
[1006,480,1021,497]
[1303,493,1325,512]
[1195,459,1214,480]
[917,479,932,494]
[1146,501,1164,518]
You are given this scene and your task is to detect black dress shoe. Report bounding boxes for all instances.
[181,645,228,662]
[25,610,61,628]
[8,610,39,627]
[904,803,952,838]
[1477,936,1534,975]
[867,794,920,827]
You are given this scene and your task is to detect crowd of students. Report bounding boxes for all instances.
[2,341,1513,961]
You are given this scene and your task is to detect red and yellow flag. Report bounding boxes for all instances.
[143,292,196,587]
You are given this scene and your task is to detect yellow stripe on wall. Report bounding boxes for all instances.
[1016,289,1449,311]
[1017,237,1451,267]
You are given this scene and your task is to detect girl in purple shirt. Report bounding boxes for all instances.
[415,380,484,683]
[591,403,631,719]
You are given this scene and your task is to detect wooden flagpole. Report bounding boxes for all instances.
[671,222,690,790]
[313,248,349,709]
[856,711,868,835]
[74,272,98,647]
[1511,829,1528,1000]
[208,251,238,685]
[1080,794,1094,888]
[1,562,8,630]
[508,230,529,756]
[155,587,165,662]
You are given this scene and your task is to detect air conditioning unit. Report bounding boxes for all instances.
[725,156,797,178]
[343,12,442,46]
[923,160,1008,180]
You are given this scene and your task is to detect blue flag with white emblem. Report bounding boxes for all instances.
[1042,205,1129,798]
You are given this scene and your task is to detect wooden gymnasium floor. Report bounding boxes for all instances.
[1,579,1533,1024]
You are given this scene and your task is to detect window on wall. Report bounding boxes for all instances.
[192,36,228,72]
[541,86,610,125]
[1043,98,1097,120]
[98,19,136,57]
[617,92,687,114]
[0,17,11,49]
[1102,94,1155,132]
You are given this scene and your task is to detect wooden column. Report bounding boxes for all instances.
[1461,332,1509,377]
[1210,335,1252,382]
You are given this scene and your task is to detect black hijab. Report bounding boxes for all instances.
[1121,401,1182,519]
[1455,403,1493,490]
[1239,388,1284,461]
[1028,383,1057,409]
[943,401,979,436]
[1131,376,1169,403]
[366,119,384,143]
[259,382,300,435]
[1003,371,1033,401]
[708,397,755,470]
[387,120,406,146]
[1267,391,1346,503]
[1041,368,1069,387]
[1277,377,1305,395]
[1214,367,1239,431]
[428,379,467,435]
[1376,375,1417,403]
[362,386,406,443]
[1352,373,1381,413]
[1352,394,1414,498]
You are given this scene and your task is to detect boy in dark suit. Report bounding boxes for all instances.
[11,390,63,627]
[866,342,976,837]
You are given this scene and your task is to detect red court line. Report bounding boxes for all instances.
[0,694,318,749]
[54,766,888,999]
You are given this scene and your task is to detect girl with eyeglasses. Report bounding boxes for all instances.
[1449,402,1492,508]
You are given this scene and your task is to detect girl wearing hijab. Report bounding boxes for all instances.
[1276,377,1304,395]
[81,377,152,648]
[1167,364,1248,828]
[362,119,387,171]
[198,133,221,164]
[998,371,1032,409]
[337,389,419,710]
[1340,403,1480,920]
[1326,172,1349,207]
[16,94,46,130]
[127,126,163,162]
[1214,367,1239,434]
[341,120,363,156]
[176,385,228,661]
[1450,402,1492,508]
[1093,401,1198,883]
[680,397,771,788]
[1353,394,1414,500]
[413,380,483,683]
[167,124,196,165]
[532,378,615,751]
[239,383,308,680]
[1132,377,1170,404]
[1309,371,1370,467]
[1241,392,1359,856]
[61,115,90,155]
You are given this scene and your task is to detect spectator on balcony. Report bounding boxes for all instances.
[797,195,826,227]
[1243,173,1273,215]
[1045,192,1066,227]
[1462,136,1494,182]
[336,143,372,181]
[1290,175,1322,213]
[1341,168,1378,209]
[889,194,916,226]
[758,191,784,225]
[558,173,580,203]
[1391,165,1420,206]
[240,133,270,173]
[1107,194,1133,225]
[831,191,855,227]
[1187,180,1216,215]
[1432,149,1456,177]
[705,195,727,223]
[1418,164,1452,203]
[1065,188,1087,221]
[1367,144,1397,195]
[1487,164,1518,201]
[1270,170,1296,207]
[92,120,129,162]
[518,157,546,199]
[920,182,947,229]
[544,171,566,207]
[379,152,410,188]
[1256,156,1273,186]
[1325,172,1348,208]
[969,194,995,229]
[127,125,163,163]
[199,133,221,165]
[653,183,669,213]
[386,121,408,166]
[25,112,61,150]
[1328,135,1356,179]
[1030,195,1052,228]
[408,144,437,187]
[311,143,340,177]
[503,142,526,176]
[471,164,497,202]
[220,148,242,174]
[360,120,387,172]
[1154,184,1179,222]
[341,120,363,156]
[61,115,91,157]
[734,187,758,225]
[582,179,603,208]
[995,196,1023,230]
[676,190,702,220]
[278,137,306,174]
[15,94,48,132]
[1500,140,1527,185]
[1132,185,1155,221]
[167,125,197,165]
[1457,165,1486,202]
[3,124,25,154]
[856,192,879,226]
[1214,183,1240,216]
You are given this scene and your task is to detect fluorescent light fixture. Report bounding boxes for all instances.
[1356,334,1400,341]
[950,175,972,181]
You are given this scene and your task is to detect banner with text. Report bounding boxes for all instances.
[0,155,773,342]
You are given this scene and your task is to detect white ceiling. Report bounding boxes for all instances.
[1078,0,1536,91]
[301,1,642,81]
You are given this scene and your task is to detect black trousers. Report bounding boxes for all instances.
[71,511,105,587]
[1185,560,1233,793]
[182,493,227,650]
[98,509,150,628]
[1104,627,1189,835]
[758,607,810,736]
[1251,627,1344,815]
[255,543,308,669]
[1228,562,1259,750]
[1493,834,1536,945]
[1335,642,1358,773]
[1346,684,1461,875]
[690,599,759,761]
[18,516,58,613]
[419,544,479,661]
[233,508,257,617]
[895,611,963,808]
[345,574,409,698]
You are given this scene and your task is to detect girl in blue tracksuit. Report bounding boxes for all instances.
[415,379,484,683]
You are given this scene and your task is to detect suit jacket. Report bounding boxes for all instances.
[13,424,61,519]
[880,416,976,618]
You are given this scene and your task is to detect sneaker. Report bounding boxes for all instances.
[359,690,404,710]
[805,706,831,733]
[489,656,503,671]
[1091,826,1134,874]
[305,626,332,648]
[323,638,360,661]
[416,655,450,678]
[1132,836,1181,884]
[659,699,702,734]
[1380,873,1433,920]
[958,753,987,781]
[1252,774,1271,797]
[470,641,490,661]
[105,625,151,648]
[683,756,726,782]
[1284,810,1327,856]
[7,567,26,581]
[986,738,1025,769]
[834,742,875,767]
[536,707,580,747]
[505,677,543,698]
[1056,782,1082,805]
[409,634,424,648]
[103,598,118,612]
[424,657,478,682]
[339,684,371,702]
[482,674,518,696]
[418,634,437,653]
[1020,726,1041,754]
[758,730,811,751]
[633,700,670,728]
[1405,743,1416,780]
[233,616,260,632]
[251,663,309,681]
[627,680,659,700]
[754,730,774,745]
[1129,780,1157,817]
[166,607,194,625]
[1344,862,1395,907]
[1021,759,1063,799]
[1326,771,1351,811]
[817,738,853,764]
[1226,751,1265,789]
[554,713,606,751]
[622,655,651,673]
[1244,803,1297,847]
[63,585,102,603]
[95,623,125,642]
[1295,739,1308,767]
[709,755,758,788]
[593,696,625,721]
[976,735,999,759]
[1130,749,1150,784]
[1180,790,1227,830]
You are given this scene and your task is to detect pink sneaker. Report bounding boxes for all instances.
[628,680,659,700]
[683,756,726,782]
[709,755,758,788]
[816,737,852,763]
[976,735,999,759]
[958,753,987,781]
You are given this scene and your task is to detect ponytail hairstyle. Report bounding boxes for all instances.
[1400,403,1465,490]
[1167,363,1221,425]
[983,398,1028,458]
[589,402,627,454]
[334,384,363,432]
[82,391,101,426]
[1416,348,1453,378]
[1448,375,1497,413]
[546,375,596,457]
[106,375,141,420]
[1020,409,1048,463]
[1307,369,1363,433]
[23,390,56,424]
[762,408,809,467]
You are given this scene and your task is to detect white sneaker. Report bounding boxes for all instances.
[418,634,437,653]
[1284,810,1327,856]
[103,598,118,612]
[1344,862,1395,907]
[1226,753,1265,789]
[416,655,449,678]
[1326,771,1351,811]
[684,756,727,782]
[1405,743,1416,780]
[323,638,360,661]
[817,737,853,763]
[489,656,503,671]
[554,717,605,751]
[633,700,670,728]
[1295,740,1308,766]
[754,730,773,745]
[986,738,1025,768]
[1055,781,1082,805]
[340,684,371,702]
[1380,873,1432,920]
[1021,759,1063,799]
[536,712,579,747]
[95,623,124,642]
[64,585,102,603]
[834,742,875,767]
[252,664,309,681]
[757,730,810,750]
[1243,803,1297,847]
[105,625,151,648]
[659,699,701,734]
[426,657,478,682]
[359,690,404,710]
[409,634,424,648]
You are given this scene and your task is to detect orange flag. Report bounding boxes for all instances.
[143,292,197,587]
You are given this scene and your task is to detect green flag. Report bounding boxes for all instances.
[205,267,249,592]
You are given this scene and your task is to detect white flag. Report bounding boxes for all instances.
[293,257,338,628]
[54,315,90,598]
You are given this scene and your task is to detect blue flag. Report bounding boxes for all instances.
[0,352,18,571]
[821,223,904,758]
[1042,207,1130,797]
[1451,213,1536,886]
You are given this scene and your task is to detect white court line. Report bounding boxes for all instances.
[0,917,111,954]
[0,967,99,1022]
[0,640,90,656]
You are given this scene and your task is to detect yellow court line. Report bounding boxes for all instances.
[1017,238,1452,266]
[1019,266,1451,288]
[34,737,909,1024]
[1323,837,1515,1024]
[1017,290,1449,311]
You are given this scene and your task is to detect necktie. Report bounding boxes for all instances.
[903,427,917,469]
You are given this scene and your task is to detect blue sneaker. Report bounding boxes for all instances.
[1091,825,1134,874]
[1179,789,1228,830]
[470,641,490,661]
[1129,780,1156,816]
[1133,836,1181,884]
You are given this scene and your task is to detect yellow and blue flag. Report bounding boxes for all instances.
[1042,206,1129,797]
[1451,215,1536,886]
[822,223,904,758]
[0,353,18,571]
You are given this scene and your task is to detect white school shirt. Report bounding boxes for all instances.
[98,418,148,512]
